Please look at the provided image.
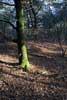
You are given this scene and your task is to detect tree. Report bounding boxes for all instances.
[0,0,30,70]
[14,0,30,70]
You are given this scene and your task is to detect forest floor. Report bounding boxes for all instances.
[0,39,67,100]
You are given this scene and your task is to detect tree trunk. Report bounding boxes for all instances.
[14,0,29,69]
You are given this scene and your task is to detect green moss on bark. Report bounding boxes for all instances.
[14,0,30,70]
[21,44,30,69]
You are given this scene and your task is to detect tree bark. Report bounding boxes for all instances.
[14,0,29,69]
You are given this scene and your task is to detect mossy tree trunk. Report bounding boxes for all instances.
[14,0,29,69]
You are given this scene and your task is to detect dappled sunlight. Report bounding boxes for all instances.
[0,54,18,63]
[0,41,67,100]
[29,63,50,75]
[28,41,67,56]
[0,0,67,99]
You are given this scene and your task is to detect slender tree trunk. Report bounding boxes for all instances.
[14,0,29,69]
[29,1,37,28]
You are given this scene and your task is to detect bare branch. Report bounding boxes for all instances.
[0,1,15,6]
[0,20,16,29]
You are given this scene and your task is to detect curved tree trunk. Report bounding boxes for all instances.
[14,0,29,70]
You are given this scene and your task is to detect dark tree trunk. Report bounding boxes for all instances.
[14,0,29,69]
